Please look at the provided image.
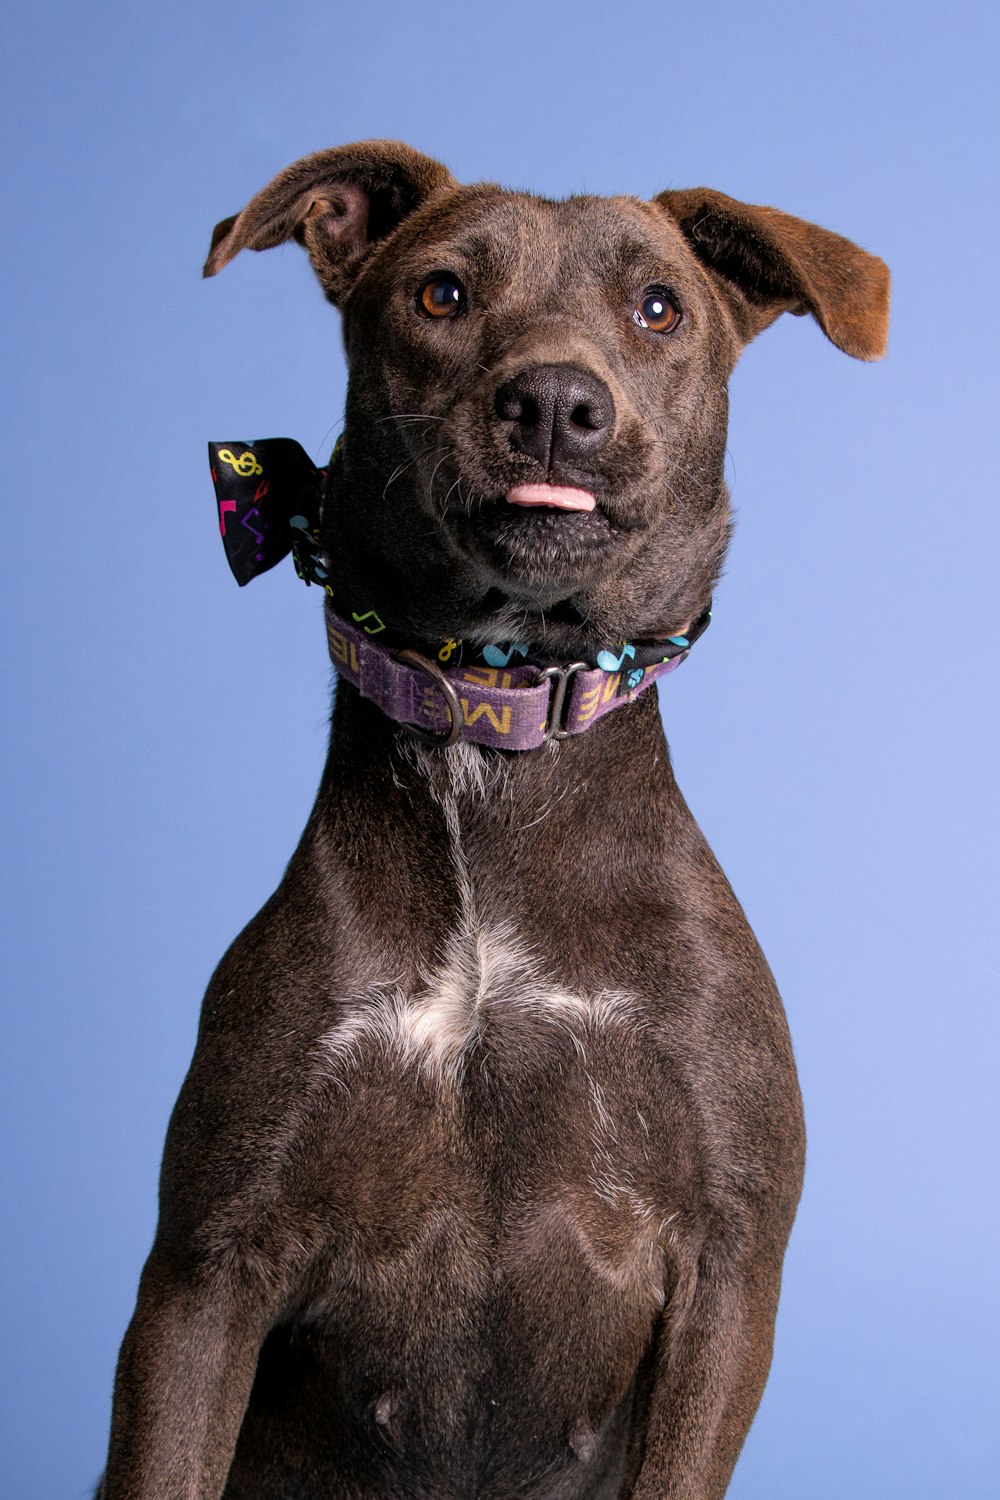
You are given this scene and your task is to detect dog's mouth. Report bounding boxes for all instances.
[445,477,638,593]
[460,495,627,584]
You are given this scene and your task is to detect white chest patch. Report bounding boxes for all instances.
[318,917,643,1087]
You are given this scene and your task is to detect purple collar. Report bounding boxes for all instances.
[324,600,692,750]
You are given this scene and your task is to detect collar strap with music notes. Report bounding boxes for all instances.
[208,438,710,749]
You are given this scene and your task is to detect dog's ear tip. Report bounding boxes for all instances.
[203,216,240,278]
[843,258,891,361]
[823,312,889,362]
[202,249,228,278]
[842,334,889,362]
[864,314,891,362]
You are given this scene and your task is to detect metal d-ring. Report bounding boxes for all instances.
[396,649,464,748]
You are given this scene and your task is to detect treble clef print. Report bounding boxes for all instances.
[218,448,263,477]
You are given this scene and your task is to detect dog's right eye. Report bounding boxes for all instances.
[416,274,467,319]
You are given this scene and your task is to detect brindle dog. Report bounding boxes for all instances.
[101,141,889,1499]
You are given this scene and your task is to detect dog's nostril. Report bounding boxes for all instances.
[570,402,599,431]
[495,385,534,424]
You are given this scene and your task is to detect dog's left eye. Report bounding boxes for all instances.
[416,274,467,319]
[633,287,682,334]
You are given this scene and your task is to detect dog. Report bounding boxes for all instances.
[100,141,889,1499]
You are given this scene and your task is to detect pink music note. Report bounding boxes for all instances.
[218,500,236,536]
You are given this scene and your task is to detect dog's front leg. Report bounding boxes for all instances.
[100,1249,278,1500]
[629,1244,783,1500]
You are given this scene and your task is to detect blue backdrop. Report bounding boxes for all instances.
[3,2,998,1494]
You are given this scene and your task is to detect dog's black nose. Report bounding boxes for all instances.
[494,365,615,469]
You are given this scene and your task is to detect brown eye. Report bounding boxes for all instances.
[634,287,681,334]
[417,274,466,319]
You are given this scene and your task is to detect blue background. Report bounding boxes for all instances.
[3,2,998,1495]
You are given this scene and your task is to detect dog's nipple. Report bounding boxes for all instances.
[570,1418,597,1464]
[374,1392,395,1426]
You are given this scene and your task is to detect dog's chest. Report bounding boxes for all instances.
[309,913,682,1319]
[287,915,679,1473]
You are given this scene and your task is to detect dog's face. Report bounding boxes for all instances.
[206,143,888,655]
[338,188,735,641]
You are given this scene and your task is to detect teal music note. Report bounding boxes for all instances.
[596,643,636,672]
[483,643,529,667]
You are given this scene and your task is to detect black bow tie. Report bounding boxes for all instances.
[209,438,327,587]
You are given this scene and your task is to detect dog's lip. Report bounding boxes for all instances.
[463,495,625,585]
[506,483,597,513]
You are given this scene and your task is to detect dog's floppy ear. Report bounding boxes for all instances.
[203,140,456,303]
[656,188,890,360]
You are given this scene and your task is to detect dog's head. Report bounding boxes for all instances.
[206,141,888,656]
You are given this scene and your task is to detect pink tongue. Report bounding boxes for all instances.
[506,483,596,512]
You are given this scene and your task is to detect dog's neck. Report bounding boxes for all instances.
[309,681,696,994]
[318,681,686,878]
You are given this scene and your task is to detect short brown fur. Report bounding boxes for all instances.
[102,141,888,1499]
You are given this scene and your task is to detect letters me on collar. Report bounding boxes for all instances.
[208,438,710,751]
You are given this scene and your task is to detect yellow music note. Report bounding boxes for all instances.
[218,448,263,477]
[438,638,461,663]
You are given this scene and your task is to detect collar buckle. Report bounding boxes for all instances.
[535,662,589,741]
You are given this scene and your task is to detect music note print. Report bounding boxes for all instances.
[596,643,636,672]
